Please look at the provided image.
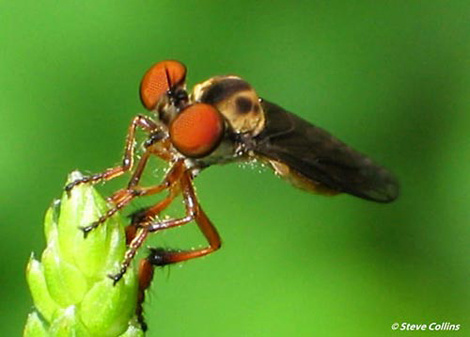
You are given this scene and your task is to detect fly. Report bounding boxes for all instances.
[66,60,399,323]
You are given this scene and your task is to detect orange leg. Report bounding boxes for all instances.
[143,170,222,266]
[79,159,185,237]
[65,115,159,194]
[109,227,149,285]
[108,169,221,284]
[127,132,172,189]
[108,181,182,283]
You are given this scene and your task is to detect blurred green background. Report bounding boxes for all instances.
[2,1,470,336]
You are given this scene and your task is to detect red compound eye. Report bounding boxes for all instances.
[170,103,225,158]
[140,60,186,110]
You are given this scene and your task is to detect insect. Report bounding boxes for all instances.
[66,59,399,298]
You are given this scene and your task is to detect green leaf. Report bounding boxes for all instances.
[41,242,88,306]
[49,306,90,337]
[80,273,138,336]
[23,312,48,337]
[26,255,60,321]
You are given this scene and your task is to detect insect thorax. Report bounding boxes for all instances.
[192,75,266,136]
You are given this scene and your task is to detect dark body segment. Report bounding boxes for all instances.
[199,77,251,104]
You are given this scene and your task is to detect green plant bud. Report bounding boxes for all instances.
[24,171,144,336]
